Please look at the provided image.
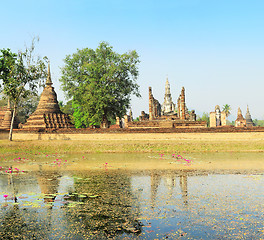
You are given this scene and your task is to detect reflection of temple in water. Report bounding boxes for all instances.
[35,166,61,203]
[150,170,189,206]
[150,172,162,208]
[179,173,188,204]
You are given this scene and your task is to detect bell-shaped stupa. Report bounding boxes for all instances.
[23,63,74,129]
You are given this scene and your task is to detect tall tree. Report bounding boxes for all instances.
[60,42,140,128]
[222,104,231,117]
[0,39,47,140]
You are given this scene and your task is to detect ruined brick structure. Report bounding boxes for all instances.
[149,87,161,120]
[0,99,18,129]
[235,106,254,128]
[235,107,246,127]
[127,78,206,129]
[22,64,74,130]
[178,87,187,120]
[210,105,227,127]
[139,111,149,121]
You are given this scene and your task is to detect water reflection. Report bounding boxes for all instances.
[0,155,264,239]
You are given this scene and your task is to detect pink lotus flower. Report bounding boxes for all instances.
[184,159,192,164]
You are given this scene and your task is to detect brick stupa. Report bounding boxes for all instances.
[0,99,18,129]
[23,64,74,130]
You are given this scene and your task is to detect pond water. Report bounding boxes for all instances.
[0,152,264,239]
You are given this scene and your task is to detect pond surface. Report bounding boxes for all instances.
[0,152,264,239]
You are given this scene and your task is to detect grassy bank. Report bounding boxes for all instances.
[1,132,264,155]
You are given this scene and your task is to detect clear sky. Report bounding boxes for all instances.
[1,0,264,120]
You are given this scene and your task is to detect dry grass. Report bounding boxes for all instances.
[1,132,264,155]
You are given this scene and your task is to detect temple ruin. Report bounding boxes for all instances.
[235,106,254,127]
[209,105,227,127]
[22,63,74,130]
[126,78,206,128]
[0,99,18,129]
[245,105,254,127]
[235,107,246,127]
[161,78,175,115]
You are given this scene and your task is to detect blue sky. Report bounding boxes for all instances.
[1,0,264,120]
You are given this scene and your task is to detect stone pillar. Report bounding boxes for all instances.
[210,112,216,127]
[124,115,129,128]
[149,87,154,120]
[177,97,181,118]
[116,116,121,127]
[221,113,227,126]
[129,109,133,121]
[180,87,186,120]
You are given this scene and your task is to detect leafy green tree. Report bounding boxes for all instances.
[16,93,40,124]
[222,104,231,117]
[59,100,74,124]
[0,39,47,140]
[197,112,210,127]
[0,93,39,124]
[60,41,140,128]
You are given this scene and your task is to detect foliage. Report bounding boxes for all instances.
[253,119,264,127]
[226,119,234,126]
[16,93,40,124]
[0,38,47,140]
[0,92,39,124]
[59,100,74,124]
[222,104,231,117]
[197,112,210,127]
[0,94,7,107]
[60,41,140,128]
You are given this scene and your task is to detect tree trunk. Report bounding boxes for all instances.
[9,104,16,141]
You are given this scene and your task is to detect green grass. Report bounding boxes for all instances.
[1,138,264,156]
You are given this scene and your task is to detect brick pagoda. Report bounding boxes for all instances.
[22,64,74,130]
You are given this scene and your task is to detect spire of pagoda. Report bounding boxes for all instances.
[46,62,52,86]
